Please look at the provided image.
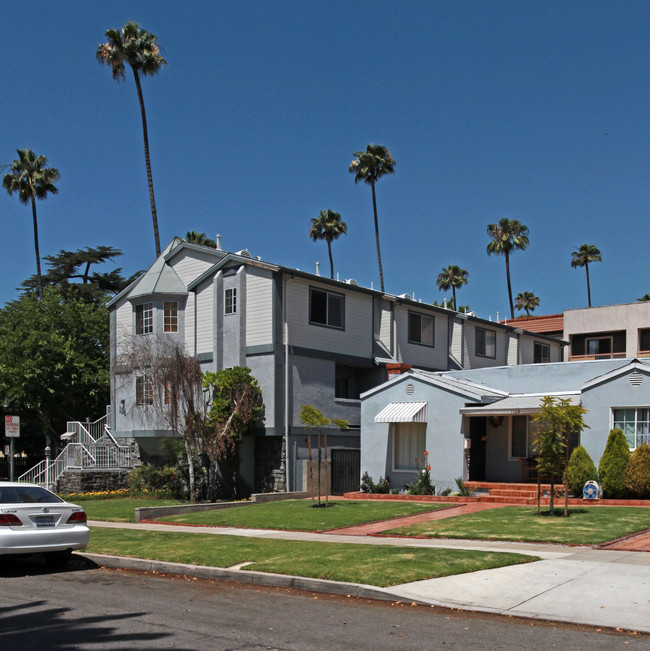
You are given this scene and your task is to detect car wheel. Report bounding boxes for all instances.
[44,549,72,568]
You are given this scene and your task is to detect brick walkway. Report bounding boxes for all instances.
[600,528,650,552]
[326,502,509,536]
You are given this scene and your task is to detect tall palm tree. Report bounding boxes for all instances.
[2,148,60,299]
[436,264,469,308]
[570,244,601,308]
[309,210,347,279]
[97,21,167,258]
[185,231,217,248]
[349,144,395,293]
[486,218,530,319]
[515,291,540,316]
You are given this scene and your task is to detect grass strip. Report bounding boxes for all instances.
[384,506,650,545]
[156,499,453,531]
[86,527,535,587]
[76,498,183,523]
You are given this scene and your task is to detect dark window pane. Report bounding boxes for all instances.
[328,294,343,328]
[310,289,327,324]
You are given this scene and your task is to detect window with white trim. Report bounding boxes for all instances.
[408,312,434,347]
[225,288,237,315]
[612,408,650,449]
[534,341,550,363]
[164,302,178,332]
[135,376,154,406]
[135,303,153,335]
[476,327,496,358]
[309,287,344,329]
[393,422,426,471]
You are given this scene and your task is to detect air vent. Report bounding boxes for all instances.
[405,384,415,395]
[629,371,644,386]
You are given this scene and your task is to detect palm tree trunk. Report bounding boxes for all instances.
[585,262,591,307]
[452,286,456,309]
[370,181,385,293]
[30,196,43,299]
[327,240,334,279]
[132,68,161,259]
[505,250,514,319]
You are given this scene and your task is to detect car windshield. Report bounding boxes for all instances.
[0,486,63,504]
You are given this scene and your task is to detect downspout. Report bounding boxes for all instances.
[283,274,294,492]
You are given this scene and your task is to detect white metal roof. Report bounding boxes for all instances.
[375,401,428,423]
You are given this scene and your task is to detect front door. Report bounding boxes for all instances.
[468,417,487,481]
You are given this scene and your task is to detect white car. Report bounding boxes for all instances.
[0,481,89,567]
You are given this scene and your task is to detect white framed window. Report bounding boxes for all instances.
[393,423,426,471]
[135,303,153,335]
[135,376,154,406]
[225,288,237,315]
[408,312,434,347]
[612,408,650,449]
[309,287,344,329]
[164,302,178,332]
[476,327,496,358]
[509,415,529,459]
[534,341,550,363]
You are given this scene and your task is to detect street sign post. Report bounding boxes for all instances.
[4,416,20,481]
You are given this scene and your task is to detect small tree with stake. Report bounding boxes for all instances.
[299,405,349,507]
[531,397,588,517]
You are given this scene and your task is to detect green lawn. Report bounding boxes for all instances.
[155,499,454,531]
[86,527,535,587]
[383,506,650,545]
[76,498,183,523]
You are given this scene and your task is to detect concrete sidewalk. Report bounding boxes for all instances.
[86,519,650,634]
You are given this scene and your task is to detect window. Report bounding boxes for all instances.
[534,341,550,363]
[510,415,528,458]
[164,302,178,332]
[408,312,434,347]
[309,288,344,329]
[476,327,496,358]
[135,303,153,335]
[612,408,650,449]
[586,337,612,357]
[135,376,154,406]
[225,288,237,315]
[393,423,426,471]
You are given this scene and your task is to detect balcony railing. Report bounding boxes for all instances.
[568,352,627,361]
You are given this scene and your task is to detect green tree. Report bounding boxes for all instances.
[0,287,109,453]
[624,443,650,498]
[515,291,540,316]
[486,218,530,319]
[349,144,396,293]
[97,21,167,258]
[309,209,348,279]
[531,396,588,516]
[299,405,349,507]
[566,445,598,496]
[638,294,650,302]
[436,265,469,308]
[184,231,217,248]
[2,148,60,299]
[598,428,630,498]
[570,244,602,308]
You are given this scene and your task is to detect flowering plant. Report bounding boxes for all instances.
[405,450,436,495]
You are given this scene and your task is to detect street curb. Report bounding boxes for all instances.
[80,552,401,603]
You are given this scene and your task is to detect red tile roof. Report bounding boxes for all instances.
[500,314,564,335]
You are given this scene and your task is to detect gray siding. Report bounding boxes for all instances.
[394,305,448,369]
[246,268,274,347]
[168,250,216,286]
[194,281,214,355]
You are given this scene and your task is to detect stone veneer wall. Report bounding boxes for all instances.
[56,468,131,494]
[254,437,285,493]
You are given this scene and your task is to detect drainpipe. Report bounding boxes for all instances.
[283,275,294,492]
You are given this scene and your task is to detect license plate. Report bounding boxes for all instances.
[34,516,55,528]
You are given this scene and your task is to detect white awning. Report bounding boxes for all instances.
[460,394,580,416]
[375,401,428,423]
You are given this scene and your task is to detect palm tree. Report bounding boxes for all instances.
[349,144,395,293]
[2,148,60,299]
[436,265,469,308]
[486,218,530,319]
[185,231,217,248]
[570,244,601,308]
[309,210,347,279]
[638,294,650,302]
[97,21,167,258]
[515,291,540,316]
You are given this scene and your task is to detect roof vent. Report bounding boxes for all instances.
[236,249,252,259]
[405,383,415,395]
[398,293,411,300]
[345,278,359,286]
[629,371,644,386]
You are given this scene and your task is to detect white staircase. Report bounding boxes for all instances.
[18,416,133,488]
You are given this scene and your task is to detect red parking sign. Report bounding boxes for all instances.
[5,415,20,438]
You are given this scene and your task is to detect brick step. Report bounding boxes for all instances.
[489,489,539,498]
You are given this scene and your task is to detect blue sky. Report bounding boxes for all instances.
[2,1,649,319]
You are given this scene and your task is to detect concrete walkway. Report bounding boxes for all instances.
[87,518,650,634]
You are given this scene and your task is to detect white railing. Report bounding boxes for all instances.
[18,444,95,488]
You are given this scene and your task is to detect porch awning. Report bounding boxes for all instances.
[375,401,428,423]
[459,394,580,416]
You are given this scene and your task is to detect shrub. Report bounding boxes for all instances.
[127,464,183,498]
[360,471,390,494]
[566,445,598,496]
[598,429,630,498]
[624,443,650,498]
[405,451,436,495]
[454,477,472,497]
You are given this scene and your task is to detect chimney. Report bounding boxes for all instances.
[386,363,412,379]
[316,261,321,276]
[216,234,222,251]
